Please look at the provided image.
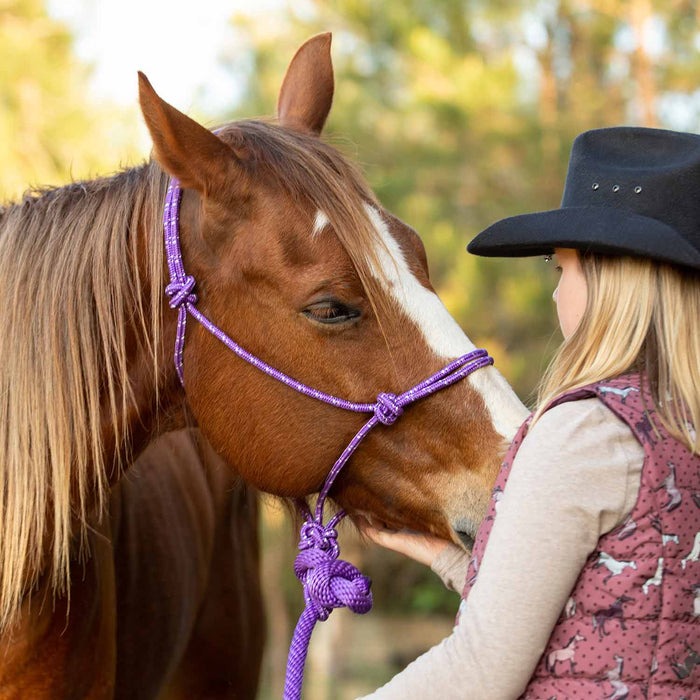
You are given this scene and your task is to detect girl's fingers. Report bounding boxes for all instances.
[357,518,451,567]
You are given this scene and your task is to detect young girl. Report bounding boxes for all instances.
[360,126,700,698]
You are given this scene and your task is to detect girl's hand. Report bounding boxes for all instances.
[357,517,452,568]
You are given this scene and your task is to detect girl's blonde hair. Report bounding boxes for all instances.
[534,251,700,455]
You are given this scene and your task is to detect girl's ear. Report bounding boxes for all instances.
[138,72,242,196]
[277,33,334,135]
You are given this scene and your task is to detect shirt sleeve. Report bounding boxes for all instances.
[357,397,644,700]
[430,542,470,593]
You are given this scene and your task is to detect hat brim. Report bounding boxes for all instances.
[467,206,700,271]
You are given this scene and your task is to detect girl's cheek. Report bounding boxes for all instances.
[555,279,576,338]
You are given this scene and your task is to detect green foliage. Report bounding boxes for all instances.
[0,0,141,201]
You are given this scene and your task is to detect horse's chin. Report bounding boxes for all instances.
[354,511,401,533]
[351,504,480,552]
[352,511,475,553]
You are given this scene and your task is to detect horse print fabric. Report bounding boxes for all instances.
[459,374,700,698]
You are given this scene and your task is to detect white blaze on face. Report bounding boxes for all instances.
[361,205,528,440]
[362,206,476,357]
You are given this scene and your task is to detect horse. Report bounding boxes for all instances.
[642,557,665,595]
[681,532,700,570]
[670,641,700,680]
[604,654,629,700]
[545,632,585,673]
[0,33,527,697]
[653,461,683,512]
[591,595,634,639]
[594,551,638,583]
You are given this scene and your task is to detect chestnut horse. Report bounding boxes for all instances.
[0,33,527,698]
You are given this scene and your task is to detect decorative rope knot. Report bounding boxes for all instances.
[166,275,198,309]
[374,392,403,425]
[294,546,373,622]
[299,520,339,557]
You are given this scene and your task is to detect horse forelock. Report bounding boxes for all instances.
[0,162,167,631]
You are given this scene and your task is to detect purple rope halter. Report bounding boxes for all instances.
[163,179,493,699]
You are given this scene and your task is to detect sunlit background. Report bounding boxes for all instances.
[4,0,700,697]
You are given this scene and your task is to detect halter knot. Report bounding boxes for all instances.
[294,547,373,622]
[166,275,198,309]
[299,520,339,557]
[375,392,403,425]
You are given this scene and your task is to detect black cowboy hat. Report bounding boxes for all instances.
[467,126,700,271]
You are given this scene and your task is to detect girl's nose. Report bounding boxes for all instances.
[552,285,559,303]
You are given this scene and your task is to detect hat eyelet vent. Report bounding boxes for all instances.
[634,185,642,194]
[592,182,600,190]
[612,184,620,192]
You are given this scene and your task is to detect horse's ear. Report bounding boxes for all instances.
[277,33,334,135]
[138,72,240,196]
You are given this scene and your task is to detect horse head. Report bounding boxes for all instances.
[138,34,528,547]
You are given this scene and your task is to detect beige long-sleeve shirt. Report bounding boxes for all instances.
[359,397,644,699]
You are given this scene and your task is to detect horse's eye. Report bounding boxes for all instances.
[303,300,361,325]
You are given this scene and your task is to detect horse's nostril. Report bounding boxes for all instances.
[455,530,475,551]
[452,516,477,551]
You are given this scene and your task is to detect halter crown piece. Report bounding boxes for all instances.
[163,178,494,699]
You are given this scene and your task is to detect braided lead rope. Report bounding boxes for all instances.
[162,178,494,699]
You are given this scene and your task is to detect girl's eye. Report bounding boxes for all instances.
[554,265,563,273]
[303,300,361,325]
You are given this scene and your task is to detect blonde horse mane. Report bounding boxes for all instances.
[0,162,166,630]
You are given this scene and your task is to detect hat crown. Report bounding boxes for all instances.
[572,126,700,169]
[562,128,700,251]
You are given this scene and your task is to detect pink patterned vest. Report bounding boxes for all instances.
[460,374,700,699]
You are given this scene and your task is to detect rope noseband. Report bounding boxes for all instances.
[163,179,493,699]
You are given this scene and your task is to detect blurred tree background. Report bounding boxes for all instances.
[0,0,141,198]
[4,0,700,697]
